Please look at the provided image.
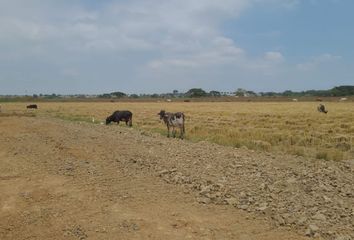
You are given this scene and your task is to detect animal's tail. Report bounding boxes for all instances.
[182,113,185,133]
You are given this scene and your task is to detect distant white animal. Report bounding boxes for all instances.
[166,99,172,102]
[292,98,298,102]
[339,97,348,101]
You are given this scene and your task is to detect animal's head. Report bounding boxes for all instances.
[158,110,165,119]
[105,116,112,125]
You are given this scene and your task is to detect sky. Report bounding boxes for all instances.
[0,0,353,94]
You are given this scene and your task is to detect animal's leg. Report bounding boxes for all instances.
[167,126,170,138]
[172,127,176,138]
[129,117,133,127]
[180,126,184,139]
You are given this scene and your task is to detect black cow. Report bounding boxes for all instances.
[317,104,328,114]
[27,104,38,109]
[106,110,133,126]
[158,110,185,139]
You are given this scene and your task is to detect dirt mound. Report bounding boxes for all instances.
[1,116,353,239]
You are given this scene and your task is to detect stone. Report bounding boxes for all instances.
[335,236,352,240]
[297,217,307,226]
[197,197,211,204]
[257,202,268,211]
[312,213,326,221]
[323,196,332,203]
[274,215,285,226]
[238,205,248,210]
[225,197,238,206]
[305,224,319,236]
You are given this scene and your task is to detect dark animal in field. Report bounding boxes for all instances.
[26,104,38,109]
[317,104,328,114]
[106,110,133,126]
[158,110,185,139]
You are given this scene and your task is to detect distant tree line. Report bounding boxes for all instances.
[1,86,353,101]
[96,86,354,99]
[259,86,354,97]
[96,88,258,98]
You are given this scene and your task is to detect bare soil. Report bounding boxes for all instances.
[0,116,352,239]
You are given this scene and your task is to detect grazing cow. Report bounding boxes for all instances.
[317,104,328,114]
[158,110,185,139]
[26,104,38,109]
[106,110,133,126]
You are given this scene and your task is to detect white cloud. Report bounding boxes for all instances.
[264,51,284,62]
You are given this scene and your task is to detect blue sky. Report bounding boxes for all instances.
[0,0,353,94]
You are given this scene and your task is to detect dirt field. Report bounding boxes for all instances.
[1,113,353,240]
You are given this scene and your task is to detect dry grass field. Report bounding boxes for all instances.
[2,101,353,161]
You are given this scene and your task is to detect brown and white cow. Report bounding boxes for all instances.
[317,104,328,114]
[158,110,185,139]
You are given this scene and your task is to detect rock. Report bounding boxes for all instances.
[159,169,169,175]
[286,177,297,184]
[314,232,321,238]
[323,195,332,203]
[225,197,238,206]
[274,215,285,226]
[239,192,247,198]
[312,213,326,221]
[259,183,267,190]
[197,197,211,204]
[305,224,319,236]
[238,205,248,210]
[297,216,307,226]
[199,186,211,195]
[335,235,352,240]
[257,202,268,211]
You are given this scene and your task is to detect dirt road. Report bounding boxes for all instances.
[0,116,352,239]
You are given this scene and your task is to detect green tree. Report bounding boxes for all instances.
[186,88,207,97]
[129,94,139,98]
[110,91,126,98]
[209,90,221,97]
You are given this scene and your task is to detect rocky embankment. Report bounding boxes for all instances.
[122,129,354,240]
